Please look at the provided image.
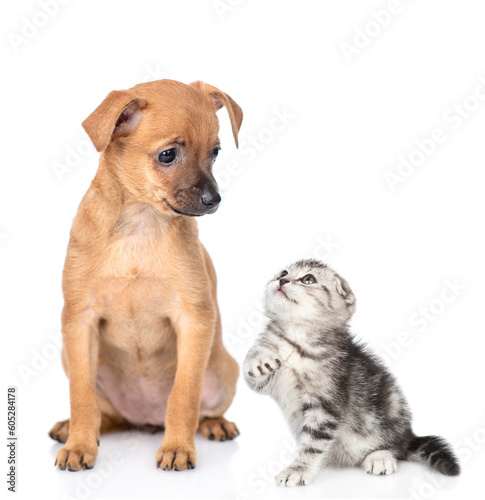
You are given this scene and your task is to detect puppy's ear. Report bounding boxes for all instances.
[335,277,355,306]
[82,90,147,152]
[190,81,243,147]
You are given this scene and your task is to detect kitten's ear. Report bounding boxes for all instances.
[335,277,355,306]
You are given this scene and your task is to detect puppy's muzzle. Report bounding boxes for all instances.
[166,178,222,217]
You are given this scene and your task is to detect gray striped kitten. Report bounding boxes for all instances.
[243,259,459,487]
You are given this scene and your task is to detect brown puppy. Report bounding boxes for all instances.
[49,79,242,472]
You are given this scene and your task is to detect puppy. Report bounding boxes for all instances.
[49,79,242,472]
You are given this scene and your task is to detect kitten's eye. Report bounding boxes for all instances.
[158,148,176,165]
[212,147,221,162]
[276,270,288,280]
[301,274,316,284]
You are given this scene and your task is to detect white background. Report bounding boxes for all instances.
[2,1,485,499]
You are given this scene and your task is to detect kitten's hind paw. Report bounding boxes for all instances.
[363,450,397,475]
[275,467,314,487]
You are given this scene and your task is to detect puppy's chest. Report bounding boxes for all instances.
[98,249,166,314]
[95,204,178,314]
[104,204,167,278]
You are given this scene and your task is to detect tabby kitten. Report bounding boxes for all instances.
[243,259,459,487]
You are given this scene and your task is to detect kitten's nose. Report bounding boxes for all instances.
[279,278,289,286]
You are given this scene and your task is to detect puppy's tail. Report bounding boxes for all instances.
[407,435,460,476]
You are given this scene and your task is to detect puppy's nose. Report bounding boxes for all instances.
[279,278,289,286]
[200,186,221,207]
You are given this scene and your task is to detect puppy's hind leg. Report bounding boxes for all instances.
[198,365,240,442]
[49,414,133,444]
[198,337,240,442]
[198,417,239,441]
[49,392,132,443]
[49,419,71,444]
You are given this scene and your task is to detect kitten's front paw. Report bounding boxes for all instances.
[247,356,281,378]
[275,467,313,487]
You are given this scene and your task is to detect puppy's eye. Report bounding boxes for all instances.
[158,148,176,165]
[212,147,221,162]
[301,274,316,284]
[276,270,288,280]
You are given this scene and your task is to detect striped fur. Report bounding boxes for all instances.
[243,259,459,487]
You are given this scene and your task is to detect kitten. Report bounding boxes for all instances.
[243,259,460,487]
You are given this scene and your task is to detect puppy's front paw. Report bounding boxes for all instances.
[275,466,313,487]
[55,440,99,471]
[247,356,281,378]
[156,442,196,471]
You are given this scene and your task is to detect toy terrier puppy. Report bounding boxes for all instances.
[49,79,242,472]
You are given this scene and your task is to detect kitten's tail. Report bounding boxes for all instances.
[407,435,460,476]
